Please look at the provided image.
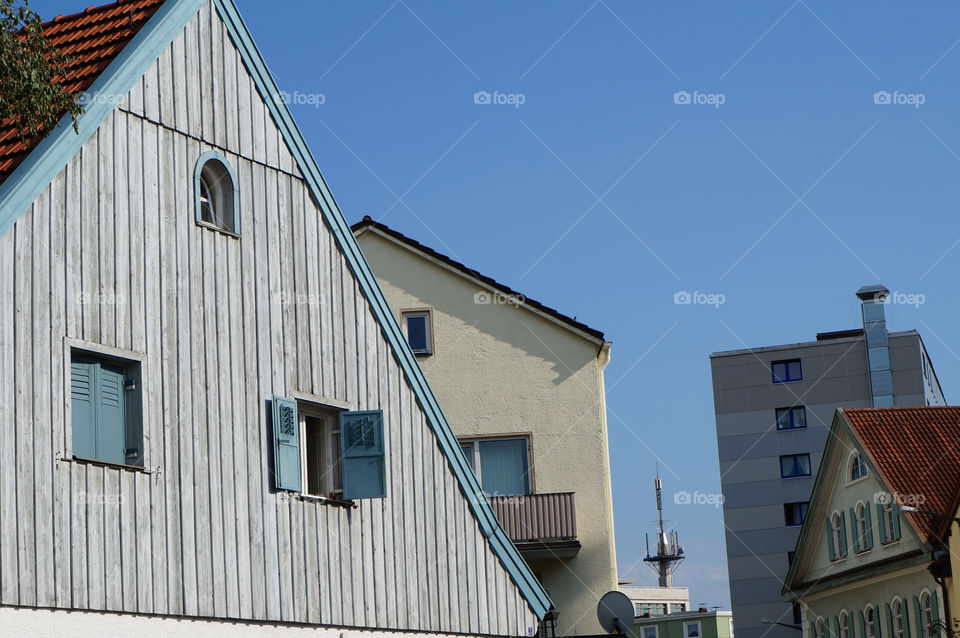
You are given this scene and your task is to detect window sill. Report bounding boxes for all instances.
[846,476,869,487]
[777,426,808,432]
[298,493,356,509]
[195,220,240,239]
[67,456,151,474]
[781,475,812,480]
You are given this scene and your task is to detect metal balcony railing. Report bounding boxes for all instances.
[487,492,577,543]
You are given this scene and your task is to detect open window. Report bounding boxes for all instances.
[70,350,143,467]
[300,406,343,500]
[194,150,239,235]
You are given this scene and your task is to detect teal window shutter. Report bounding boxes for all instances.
[339,410,386,499]
[826,519,836,561]
[71,360,97,458]
[839,512,849,556]
[859,610,866,638]
[914,597,924,638]
[836,617,842,638]
[864,505,874,549]
[850,508,860,552]
[903,598,911,638]
[96,363,127,465]
[892,510,901,540]
[931,591,941,638]
[877,504,888,544]
[887,603,894,638]
[272,396,301,492]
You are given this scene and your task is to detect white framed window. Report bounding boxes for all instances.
[730,618,735,638]
[684,621,702,638]
[921,591,936,638]
[854,502,872,552]
[831,511,846,559]
[299,405,343,500]
[849,452,868,483]
[815,618,825,638]
[880,499,899,543]
[643,626,659,638]
[839,611,850,638]
[459,435,532,496]
[401,309,433,356]
[194,150,239,235]
[865,605,877,638]
[892,598,905,638]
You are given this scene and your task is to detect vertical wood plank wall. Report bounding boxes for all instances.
[0,2,538,635]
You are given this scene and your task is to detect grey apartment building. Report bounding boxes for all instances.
[710,286,945,638]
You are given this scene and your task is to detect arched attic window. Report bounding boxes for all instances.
[195,151,240,235]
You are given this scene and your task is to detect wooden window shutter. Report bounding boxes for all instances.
[339,410,386,499]
[877,504,888,544]
[850,508,860,552]
[903,598,911,638]
[886,603,894,638]
[892,509,901,540]
[859,610,866,638]
[71,361,97,458]
[97,364,126,465]
[931,591,941,637]
[272,396,301,492]
[826,519,836,561]
[913,597,923,638]
[864,505,874,549]
[839,512,848,556]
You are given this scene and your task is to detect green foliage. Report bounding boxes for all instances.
[0,0,83,143]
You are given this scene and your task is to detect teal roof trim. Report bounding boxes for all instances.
[210,0,552,618]
[0,0,206,236]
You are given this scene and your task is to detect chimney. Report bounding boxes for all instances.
[856,285,894,407]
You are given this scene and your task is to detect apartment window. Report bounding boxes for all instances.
[780,453,811,478]
[459,436,531,496]
[300,407,343,500]
[787,551,796,566]
[784,502,809,527]
[892,599,905,638]
[839,611,850,638]
[776,406,807,430]
[815,618,825,638]
[865,606,877,638]
[71,352,143,466]
[879,499,900,543]
[849,453,868,482]
[671,602,687,613]
[684,622,702,638]
[401,310,433,355]
[772,359,802,383]
[853,502,873,552]
[194,151,239,235]
[643,627,659,638]
[792,603,802,626]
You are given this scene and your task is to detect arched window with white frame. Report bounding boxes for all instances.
[840,611,850,638]
[892,598,906,638]
[849,452,868,482]
[194,151,240,235]
[865,605,877,638]
[815,617,825,638]
[830,511,846,559]
[921,592,937,638]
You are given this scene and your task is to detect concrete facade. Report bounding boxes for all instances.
[621,585,690,616]
[355,225,618,636]
[712,315,944,638]
[631,610,734,638]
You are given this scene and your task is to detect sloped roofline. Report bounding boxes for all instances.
[781,408,932,597]
[0,0,552,619]
[353,216,607,346]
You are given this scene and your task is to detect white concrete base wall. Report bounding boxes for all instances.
[0,607,488,638]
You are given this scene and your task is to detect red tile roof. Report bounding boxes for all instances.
[352,216,607,342]
[0,0,165,185]
[842,406,960,542]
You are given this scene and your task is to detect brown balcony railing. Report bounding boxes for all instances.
[487,491,577,543]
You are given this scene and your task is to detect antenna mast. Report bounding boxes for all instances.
[643,465,685,587]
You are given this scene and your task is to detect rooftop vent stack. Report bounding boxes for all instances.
[856,285,894,407]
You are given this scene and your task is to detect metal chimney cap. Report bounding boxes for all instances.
[856,284,890,301]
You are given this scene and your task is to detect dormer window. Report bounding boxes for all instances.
[194,151,239,235]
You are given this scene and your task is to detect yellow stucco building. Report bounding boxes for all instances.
[354,218,619,636]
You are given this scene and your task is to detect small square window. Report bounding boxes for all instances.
[780,453,811,478]
[776,406,807,430]
[402,310,433,355]
[685,622,702,638]
[644,627,659,638]
[772,359,802,383]
[71,352,143,466]
[784,501,809,526]
[301,408,343,500]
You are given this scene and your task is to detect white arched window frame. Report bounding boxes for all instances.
[831,511,846,558]
[892,598,905,638]
[865,605,877,638]
[849,452,868,483]
[815,618,825,638]
[920,591,935,638]
[194,151,240,235]
[855,502,871,551]
[840,611,850,638]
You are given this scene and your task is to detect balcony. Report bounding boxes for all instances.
[487,491,580,560]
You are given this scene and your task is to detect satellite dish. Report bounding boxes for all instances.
[597,590,635,634]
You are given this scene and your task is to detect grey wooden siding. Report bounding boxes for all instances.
[0,2,538,635]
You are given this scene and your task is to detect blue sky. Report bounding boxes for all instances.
[35,0,960,608]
